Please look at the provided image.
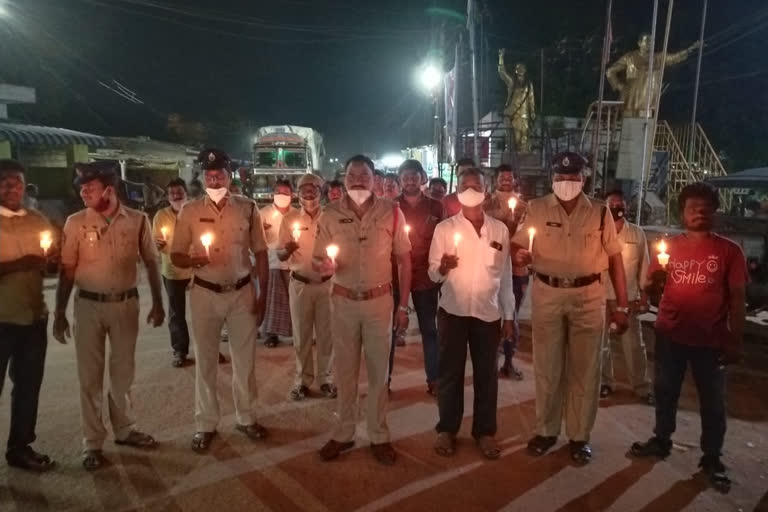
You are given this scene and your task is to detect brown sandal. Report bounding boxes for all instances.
[434,432,455,457]
[115,430,157,449]
[476,436,501,460]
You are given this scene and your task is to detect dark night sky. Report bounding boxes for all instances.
[1,0,767,167]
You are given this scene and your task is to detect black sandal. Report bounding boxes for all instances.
[526,435,557,456]
[630,436,672,458]
[236,422,269,441]
[569,441,592,465]
[191,431,216,453]
[82,450,106,471]
[699,456,732,493]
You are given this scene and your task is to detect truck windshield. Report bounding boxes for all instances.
[255,147,307,169]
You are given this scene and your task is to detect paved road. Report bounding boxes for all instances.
[0,280,766,511]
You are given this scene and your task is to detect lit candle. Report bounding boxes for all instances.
[528,227,536,253]
[292,222,301,242]
[200,233,213,259]
[657,240,670,268]
[453,232,462,255]
[40,231,52,256]
[508,197,517,212]
[405,224,412,235]
[272,211,279,220]
[160,226,169,241]
[326,244,339,264]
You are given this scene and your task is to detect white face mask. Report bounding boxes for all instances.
[205,187,228,204]
[457,189,486,208]
[347,189,372,205]
[170,199,186,212]
[273,193,292,208]
[552,180,583,202]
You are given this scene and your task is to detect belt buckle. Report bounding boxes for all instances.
[221,283,236,293]
[561,277,573,288]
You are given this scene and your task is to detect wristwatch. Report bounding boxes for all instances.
[398,305,411,314]
[615,306,630,314]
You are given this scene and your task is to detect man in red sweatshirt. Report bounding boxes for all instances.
[630,182,747,492]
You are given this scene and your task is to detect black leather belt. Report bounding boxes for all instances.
[536,272,600,289]
[78,288,138,302]
[194,275,251,293]
[291,271,331,285]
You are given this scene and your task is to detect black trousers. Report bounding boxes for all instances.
[163,277,191,355]
[0,319,48,453]
[436,308,500,438]
[654,333,727,458]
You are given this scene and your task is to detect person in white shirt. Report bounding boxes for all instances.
[259,180,297,347]
[600,190,653,403]
[428,167,515,460]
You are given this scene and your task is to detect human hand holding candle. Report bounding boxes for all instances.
[657,240,670,268]
[40,231,52,256]
[200,233,213,259]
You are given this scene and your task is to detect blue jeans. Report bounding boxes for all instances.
[653,333,726,458]
[502,275,529,360]
[412,287,440,383]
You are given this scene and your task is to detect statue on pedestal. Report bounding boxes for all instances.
[606,33,700,117]
[498,49,535,154]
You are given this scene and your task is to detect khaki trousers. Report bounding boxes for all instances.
[190,283,259,432]
[73,295,139,451]
[331,293,392,444]
[601,303,651,395]
[289,278,333,388]
[531,278,605,442]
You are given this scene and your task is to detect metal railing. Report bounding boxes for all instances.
[653,121,697,224]
[671,123,731,211]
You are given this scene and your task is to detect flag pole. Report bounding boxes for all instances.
[635,0,660,225]
[690,0,708,150]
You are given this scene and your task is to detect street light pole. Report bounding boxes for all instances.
[467,0,480,162]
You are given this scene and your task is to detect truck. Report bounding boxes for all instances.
[250,125,325,202]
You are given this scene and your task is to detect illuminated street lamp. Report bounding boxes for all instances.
[418,63,443,93]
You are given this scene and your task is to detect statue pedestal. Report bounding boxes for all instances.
[616,116,654,180]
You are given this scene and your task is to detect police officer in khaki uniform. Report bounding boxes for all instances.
[54,162,165,471]
[171,149,269,453]
[313,155,412,466]
[511,152,629,464]
[277,173,336,401]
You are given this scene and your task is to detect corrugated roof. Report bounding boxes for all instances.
[0,122,107,148]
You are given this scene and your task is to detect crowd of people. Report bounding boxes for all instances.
[0,149,746,492]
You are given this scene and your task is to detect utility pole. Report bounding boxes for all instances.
[467,0,480,162]
[592,0,613,195]
[540,48,545,168]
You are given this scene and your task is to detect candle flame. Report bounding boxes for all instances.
[326,244,339,259]
[528,227,536,237]
[658,240,667,254]
[453,232,462,245]
[405,224,411,234]
[200,233,213,247]
[40,231,53,251]
[508,197,517,210]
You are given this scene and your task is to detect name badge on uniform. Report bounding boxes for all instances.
[546,221,562,228]
[339,218,354,224]
[199,218,215,223]
[625,241,638,245]
[490,241,503,251]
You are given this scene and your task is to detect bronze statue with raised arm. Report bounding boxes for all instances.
[606,33,700,117]
[498,49,536,154]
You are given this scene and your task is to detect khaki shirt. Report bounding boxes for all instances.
[171,194,267,285]
[0,209,52,325]
[313,196,411,290]
[512,193,621,278]
[152,206,192,281]
[606,221,649,301]
[61,205,158,293]
[277,207,323,280]
[260,203,296,271]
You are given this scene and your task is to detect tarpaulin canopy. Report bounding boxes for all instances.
[706,167,768,189]
[0,121,107,148]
